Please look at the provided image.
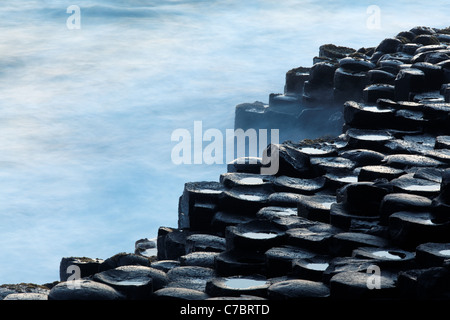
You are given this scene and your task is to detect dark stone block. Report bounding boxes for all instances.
[178,181,225,229]
[339,149,385,167]
[379,193,433,225]
[267,279,330,300]
[416,242,450,267]
[410,26,436,36]
[368,69,396,85]
[394,68,426,101]
[291,255,331,281]
[219,188,270,216]
[215,250,266,277]
[286,227,334,253]
[358,165,404,182]
[329,270,397,299]
[329,202,380,231]
[225,219,286,252]
[319,44,356,60]
[92,265,156,299]
[205,275,270,298]
[59,257,104,282]
[363,84,395,103]
[411,62,444,90]
[375,38,403,54]
[152,287,209,300]
[296,194,336,223]
[307,62,338,86]
[413,34,440,46]
[388,211,450,249]
[337,181,391,216]
[284,66,310,95]
[166,266,216,292]
[343,100,395,129]
[329,232,390,257]
[185,234,226,254]
[48,280,125,300]
[264,246,316,277]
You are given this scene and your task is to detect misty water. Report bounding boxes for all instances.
[0,0,448,284]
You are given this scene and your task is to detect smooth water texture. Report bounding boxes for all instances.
[372,250,403,260]
[0,0,449,284]
[336,176,359,183]
[299,147,330,155]
[402,184,441,192]
[224,278,268,289]
[357,134,392,141]
[306,263,329,271]
[239,177,265,185]
[242,232,278,239]
[238,194,264,201]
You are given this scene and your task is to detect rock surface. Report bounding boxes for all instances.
[3,26,450,301]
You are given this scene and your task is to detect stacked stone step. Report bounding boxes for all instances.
[235,25,450,144]
[6,26,450,301]
[151,127,450,299]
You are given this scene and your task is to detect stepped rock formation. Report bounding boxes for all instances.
[3,26,450,301]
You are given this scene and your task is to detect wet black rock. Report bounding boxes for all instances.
[286,227,334,254]
[3,292,48,300]
[351,246,415,269]
[410,26,436,36]
[48,280,125,300]
[297,194,336,223]
[205,275,270,298]
[363,84,396,103]
[150,260,180,273]
[166,266,216,292]
[329,270,397,299]
[59,257,104,282]
[329,232,389,256]
[185,234,226,253]
[291,255,331,281]
[375,38,403,54]
[308,62,338,87]
[339,149,385,167]
[415,242,450,267]
[10,25,450,301]
[92,265,156,299]
[153,287,209,300]
[379,193,433,225]
[225,219,286,252]
[215,250,266,276]
[284,66,310,95]
[0,283,50,300]
[358,165,404,182]
[413,34,440,46]
[319,44,356,60]
[368,69,396,85]
[267,279,330,300]
[343,101,395,130]
[179,252,218,268]
[98,253,152,272]
[157,228,192,260]
[389,211,450,249]
[264,245,316,277]
[397,266,450,299]
[273,175,326,195]
[395,68,426,101]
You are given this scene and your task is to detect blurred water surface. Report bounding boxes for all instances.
[0,0,447,284]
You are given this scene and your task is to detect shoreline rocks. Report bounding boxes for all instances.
[3,25,450,301]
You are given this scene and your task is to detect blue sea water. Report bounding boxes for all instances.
[0,0,448,284]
